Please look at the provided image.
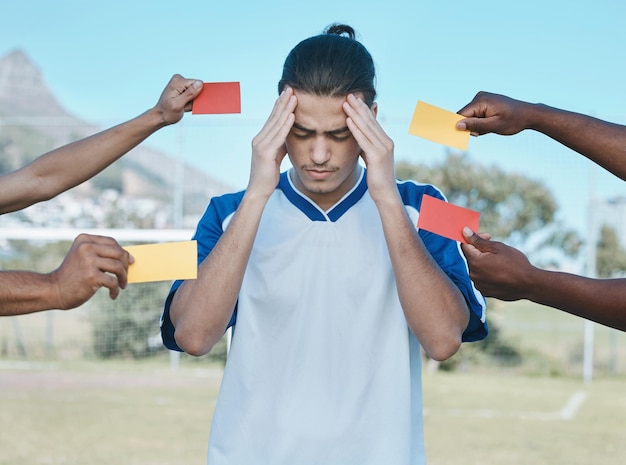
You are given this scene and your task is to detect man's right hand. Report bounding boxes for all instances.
[247,86,297,198]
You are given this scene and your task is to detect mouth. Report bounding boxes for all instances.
[304,167,336,180]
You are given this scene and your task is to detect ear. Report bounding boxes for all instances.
[370,102,378,117]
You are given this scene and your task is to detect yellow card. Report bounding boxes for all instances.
[124,240,197,283]
[408,101,470,150]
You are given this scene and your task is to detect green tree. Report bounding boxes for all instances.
[396,153,581,262]
[596,225,626,278]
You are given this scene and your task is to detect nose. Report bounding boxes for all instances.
[310,136,331,166]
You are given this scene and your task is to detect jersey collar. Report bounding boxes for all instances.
[278,166,368,222]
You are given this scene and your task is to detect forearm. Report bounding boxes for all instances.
[170,192,270,355]
[48,106,168,178]
[377,196,469,360]
[527,268,626,331]
[0,107,167,214]
[0,271,61,316]
[527,103,626,181]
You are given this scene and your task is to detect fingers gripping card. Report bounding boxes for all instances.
[417,195,480,243]
[192,82,241,114]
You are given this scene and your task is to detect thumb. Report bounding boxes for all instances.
[462,227,495,252]
[462,226,478,243]
[463,227,484,247]
[456,117,491,137]
[183,80,204,101]
[178,80,204,114]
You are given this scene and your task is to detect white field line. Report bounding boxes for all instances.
[559,391,588,420]
[424,390,588,421]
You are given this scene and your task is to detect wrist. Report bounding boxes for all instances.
[45,270,67,310]
[140,106,170,130]
[242,187,273,207]
[370,187,403,209]
[526,102,554,133]
[16,271,62,312]
[524,265,549,303]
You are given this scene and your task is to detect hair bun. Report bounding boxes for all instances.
[324,24,355,39]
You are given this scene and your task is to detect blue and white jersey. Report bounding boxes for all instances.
[161,168,487,465]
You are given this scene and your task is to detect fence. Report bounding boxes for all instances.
[1,231,625,380]
[0,229,228,367]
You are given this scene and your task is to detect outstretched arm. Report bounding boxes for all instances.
[0,74,203,214]
[0,234,133,316]
[461,227,626,332]
[456,91,626,181]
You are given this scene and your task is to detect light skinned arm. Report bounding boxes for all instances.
[456,91,626,181]
[0,74,204,214]
[461,227,626,332]
[1,234,133,316]
[344,94,469,361]
[168,88,297,356]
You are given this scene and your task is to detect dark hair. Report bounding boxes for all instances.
[278,24,377,106]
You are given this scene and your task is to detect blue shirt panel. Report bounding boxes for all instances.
[397,181,487,342]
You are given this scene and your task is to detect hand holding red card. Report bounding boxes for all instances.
[417,194,480,243]
[192,82,241,114]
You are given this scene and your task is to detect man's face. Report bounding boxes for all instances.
[286,90,374,211]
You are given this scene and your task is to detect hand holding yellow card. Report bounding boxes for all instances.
[124,240,197,284]
[408,101,470,150]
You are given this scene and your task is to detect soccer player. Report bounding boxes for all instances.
[1,74,203,316]
[161,24,487,465]
[456,91,626,332]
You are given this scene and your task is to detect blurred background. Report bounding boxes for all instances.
[1,1,626,464]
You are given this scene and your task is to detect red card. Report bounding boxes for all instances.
[192,82,241,114]
[417,194,480,243]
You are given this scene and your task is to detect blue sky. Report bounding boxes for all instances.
[2,0,626,256]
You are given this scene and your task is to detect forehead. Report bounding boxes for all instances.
[293,91,360,131]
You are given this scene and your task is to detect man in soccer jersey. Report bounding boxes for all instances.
[161,24,487,465]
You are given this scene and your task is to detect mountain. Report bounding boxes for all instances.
[0,49,232,227]
[0,50,77,118]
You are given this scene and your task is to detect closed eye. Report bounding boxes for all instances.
[290,124,352,141]
[326,127,352,142]
[292,131,312,139]
[292,132,350,142]
[329,134,351,142]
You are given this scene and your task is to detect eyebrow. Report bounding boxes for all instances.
[293,122,351,136]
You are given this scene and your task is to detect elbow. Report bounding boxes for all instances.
[174,326,220,357]
[423,334,462,362]
[178,341,211,357]
[424,301,470,361]
[32,178,59,204]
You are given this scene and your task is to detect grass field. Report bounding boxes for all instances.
[1,358,625,465]
[2,298,625,463]
[423,371,626,465]
[0,359,218,465]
